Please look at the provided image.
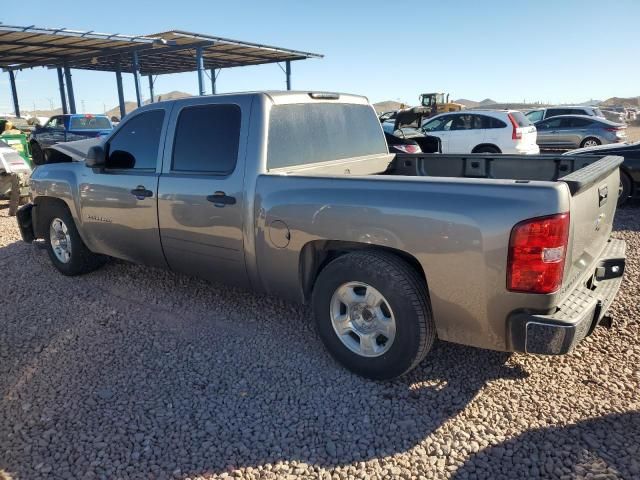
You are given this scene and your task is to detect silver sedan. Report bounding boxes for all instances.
[535,115,626,149]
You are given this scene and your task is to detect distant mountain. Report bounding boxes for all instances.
[454,98,498,107]
[599,96,640,107]
[453,99,480,108]
[106,90,193,119]
[372,100,406,113]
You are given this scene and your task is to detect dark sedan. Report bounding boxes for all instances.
[535,115,626,150]
[564,140,640,205]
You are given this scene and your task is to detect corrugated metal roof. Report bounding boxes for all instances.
[0,25,322,74]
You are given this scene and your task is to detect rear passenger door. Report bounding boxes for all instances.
[157,96,251,288]
[565,117,592,147]
[447,114,485,153]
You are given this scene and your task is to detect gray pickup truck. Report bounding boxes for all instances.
[17,91,626,379]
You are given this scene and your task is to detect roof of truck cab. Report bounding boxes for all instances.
[128,91,370,110]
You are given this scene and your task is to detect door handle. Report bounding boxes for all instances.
[130,185,153,199]
[206,191,236,207]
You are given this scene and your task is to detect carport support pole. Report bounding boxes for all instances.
[132,51,142,108]
[56,67,68,115]
[8,70,20,117]
[285,60,291,91]
[64,65,76,114]
[148,75,154,103]
[196,47,205,96]
[210,68,217,94]
[115,57,126,119]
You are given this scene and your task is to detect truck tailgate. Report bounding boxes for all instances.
[559,155,624,300]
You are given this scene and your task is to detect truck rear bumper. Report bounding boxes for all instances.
[508,238,626,355]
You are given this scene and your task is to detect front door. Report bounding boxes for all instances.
[157,96,251,288]
[79,108,170,268]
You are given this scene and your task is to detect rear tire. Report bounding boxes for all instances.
[580,137,601,148]
[312,251,435,380]
[31,142,45,166]
[41,202,106,276]
[473,145,501,154]
[618,171,632,207]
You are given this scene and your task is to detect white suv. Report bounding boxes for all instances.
[422,110,539,154]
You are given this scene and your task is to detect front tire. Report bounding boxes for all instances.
[31,142,45,166]
[580,137,601,148]
[312,251,435,380]
[41,202,106,276]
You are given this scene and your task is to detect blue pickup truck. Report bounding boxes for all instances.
[30,114,113,165]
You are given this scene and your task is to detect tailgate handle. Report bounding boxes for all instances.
[598,185,608,207]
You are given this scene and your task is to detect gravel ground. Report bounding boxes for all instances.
[0,199,639,480]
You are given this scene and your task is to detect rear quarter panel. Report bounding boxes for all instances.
[253,174,570,351]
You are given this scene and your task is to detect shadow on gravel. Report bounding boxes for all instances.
[451,411,640,479]
[175,345,529,477]
[0,238,532,478]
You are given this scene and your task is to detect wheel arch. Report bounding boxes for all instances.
[33,196,76,239]
[299,240,428,303]
[472,143,501,153]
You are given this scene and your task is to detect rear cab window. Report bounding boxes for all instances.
[267,103,387,170]
[69,116,112,130]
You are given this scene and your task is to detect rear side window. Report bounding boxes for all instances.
[69,116,112,130]
[172,104,241,174]
[509,111,532,127]
[267,103,387,169]
[107,109,165,170]
[479,115,507,129]
[593,108,604,117]
[569,118,592,127]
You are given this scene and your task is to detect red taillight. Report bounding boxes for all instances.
[605,127,624,132]
[395,144,421,154]
[507,213,570,294]
[507,113,522,140]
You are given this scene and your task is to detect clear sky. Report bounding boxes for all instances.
[2,0,639,114]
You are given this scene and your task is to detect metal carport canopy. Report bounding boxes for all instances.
[0,24,322,117]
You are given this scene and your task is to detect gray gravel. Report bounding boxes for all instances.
[0,198,639,480]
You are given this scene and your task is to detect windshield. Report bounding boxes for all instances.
[525,110,544,123]
[69,116,112,130]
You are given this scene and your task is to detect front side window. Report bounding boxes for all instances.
[106,109,165,170]
[45,117,62,129]
[172,104,241,174]
[538,118,563,129]
[423,115,452,132]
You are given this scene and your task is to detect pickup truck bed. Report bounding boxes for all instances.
[17,91,626,379]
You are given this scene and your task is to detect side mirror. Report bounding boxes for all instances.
[85,145,106,168]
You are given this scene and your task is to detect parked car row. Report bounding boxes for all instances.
[381,101,634,205]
